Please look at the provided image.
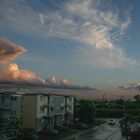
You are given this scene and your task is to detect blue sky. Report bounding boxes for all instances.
[0,0,140,90]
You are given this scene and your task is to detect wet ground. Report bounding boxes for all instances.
[38,128,77,140]
[66,119,126,140]
[38,119,127,140]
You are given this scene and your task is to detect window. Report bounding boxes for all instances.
[10,111,13,115]
[11,96,17,101]
[10,110,16,115]
[61,107,64,111]
[14,111,16,115]
[40,106,44,113]
[69,97,72,102]
[50,107,53,111]
[40,96,43,102]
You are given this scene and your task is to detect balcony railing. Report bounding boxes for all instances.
[0,103,11,110]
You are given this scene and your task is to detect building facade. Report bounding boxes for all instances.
[22,93,75,131]
[22,93,48,131]
[0,92,75,132]
[65,96,75,125]
[0,92,23,125]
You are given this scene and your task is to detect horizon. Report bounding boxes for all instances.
[0,83,138,100]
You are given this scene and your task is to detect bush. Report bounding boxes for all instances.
[94,119,106,126]
[3,117,23,138]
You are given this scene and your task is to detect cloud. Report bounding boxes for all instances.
[0,38,26,63]
[0,38,94,90]
[0,0,137,68]
[45,76,95,90]
[0,63,74,87]
[39,13,45,24]
[0,38,44,85]
[64,0,136,68]
[45,76,69,86]
[0,62,95,90]
[80,45,137,68]
[0,63,45,85]
[119,83,140,91]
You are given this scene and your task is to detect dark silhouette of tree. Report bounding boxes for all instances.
[134,95,140,102]
[76,100,96,124]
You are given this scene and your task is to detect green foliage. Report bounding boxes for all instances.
[120,114,140,137]
[3,117,23,138]
[96,109,123,118]
[116,99,124,104]
[96,109,140,118]
[94,119,106,126]
[134,94,140,102]
[76,100,96,124]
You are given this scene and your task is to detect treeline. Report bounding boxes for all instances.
[76,94,140,119]
[96,109,140,118]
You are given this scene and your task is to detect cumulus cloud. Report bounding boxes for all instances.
[0,38,44,85]
[0,63,75,87]
[0,38,93,90]
[45,76,95,90]
[0,63,45,85]
[45,76,69,86]
[0,0,136,68]
[0,38,26,63]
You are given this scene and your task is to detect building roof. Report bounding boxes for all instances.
[24,92,75,97]
[0,91,25,96]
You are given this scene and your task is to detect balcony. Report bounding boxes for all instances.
[43,113,54,118]
[0,103,11,110]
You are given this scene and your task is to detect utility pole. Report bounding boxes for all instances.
[102,94,106,109]
[120,96,128,140]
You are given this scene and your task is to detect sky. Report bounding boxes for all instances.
[0,0,140,91]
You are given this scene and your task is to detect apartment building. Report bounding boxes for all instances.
[65,96,75,125]
[22,93,75,131]
[41,94,75,129]
[0,91,23,125]
[46,94,65,128]
[0,92,75,132]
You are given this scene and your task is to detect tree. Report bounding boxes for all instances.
[3,117,23,138]
[115,99,124,106]
[134,94,140,109]
[134,95,140,102]
[76,100,96,124]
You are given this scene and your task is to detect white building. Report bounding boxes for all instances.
[43,94,75,129]
[65,96,75,125]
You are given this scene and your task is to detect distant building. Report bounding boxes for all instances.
[0,92,23,125]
